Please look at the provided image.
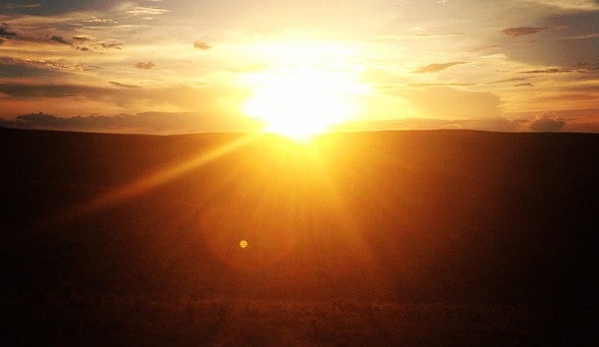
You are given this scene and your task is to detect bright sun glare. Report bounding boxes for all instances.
[241,41,368,141]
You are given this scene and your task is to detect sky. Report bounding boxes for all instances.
[1,0,598,134]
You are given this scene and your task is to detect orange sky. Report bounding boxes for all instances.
[1,0,598,134]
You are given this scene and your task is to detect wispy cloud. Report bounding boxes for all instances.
[72,35,91,42]
[0,82,249,117]
[100,42,122,50]
[0,0,597,133]
[501,27,547,37]
[0,3,42,10]
[520,62,599,74]
[0,23,18,41]
[124,6,171,16]
[194,41,212,50]
[0,111,261,134]
[50,35,71,45]
[529,0,599,10]
[413,62,467,73]
[109,81,140,89]
[491,77,531,84]
[134,62,156,70]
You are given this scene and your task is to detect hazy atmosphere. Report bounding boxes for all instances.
[3,3,599,345]
[1,0,598,134]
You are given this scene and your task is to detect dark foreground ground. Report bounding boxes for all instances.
[6,295,594,346]
[2,128,598,345]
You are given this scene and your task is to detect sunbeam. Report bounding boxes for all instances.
[44,134,260,228]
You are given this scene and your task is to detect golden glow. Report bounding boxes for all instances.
[44,134,259,227]
[241,41,368,141]
[239,240,248,248]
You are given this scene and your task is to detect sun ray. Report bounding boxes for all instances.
[43,134,260,228]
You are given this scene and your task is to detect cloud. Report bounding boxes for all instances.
[527,113,566,132]
[50,35,72,45]
[491,77,531,84]
[0,57,68,77]
[407,87,502,120]
[501,27,547,37]
[109,81,140,89]
[0,83,83,98]
[194,41,212,50]
[530,0,599,10]
[413,62,467,73]
[508,108,599,133]
[134,62,155,70]
[0,82,251,118]
[522,68,561,74]
[72,35,91,42]
[125,6,171,16]
[47,35,98,52]
[0,111,261,134]
[80,16,119,27]
[0,57,102,73]
[0,3,42,10]
[519,62,598,75]
[408,83,474,88]
[1,23,18,40]
[100,42,122,50]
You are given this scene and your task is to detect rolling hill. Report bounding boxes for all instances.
[2,127,598,345]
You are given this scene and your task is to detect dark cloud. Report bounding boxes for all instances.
[501,27,547,37]
[515,83,534,87]
[134,62,155,70]
[542,10,599,40]
[521,62,599,74]
[194,41,212,50]
[408,83,474,88]
[0,1,121,15]
[0,83,82,98]
[50,35,72,45]
[523,68,564,74]
[0,111,261,134]
[0,3,43,10]
[413,62,467,73]
[508,108,599,133]
[15,112,70,126]
[1,23,18,40]
[109,81,140,89]
[528,114,566,132]
[0,60,58,77]
[491,77,531,84]
[48,35,98,52]
[100,42,122,50]
[0,57,97,74]
[73,35,91,42]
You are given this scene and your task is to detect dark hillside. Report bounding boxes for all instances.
[2,129,598,316]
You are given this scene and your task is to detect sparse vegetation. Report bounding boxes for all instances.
[5,293,578,346]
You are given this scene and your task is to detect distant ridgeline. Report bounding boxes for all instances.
[2,128,598,308]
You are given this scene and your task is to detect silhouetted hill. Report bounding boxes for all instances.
[2,128,598,311]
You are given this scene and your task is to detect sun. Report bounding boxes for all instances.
[240,42,368,141]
